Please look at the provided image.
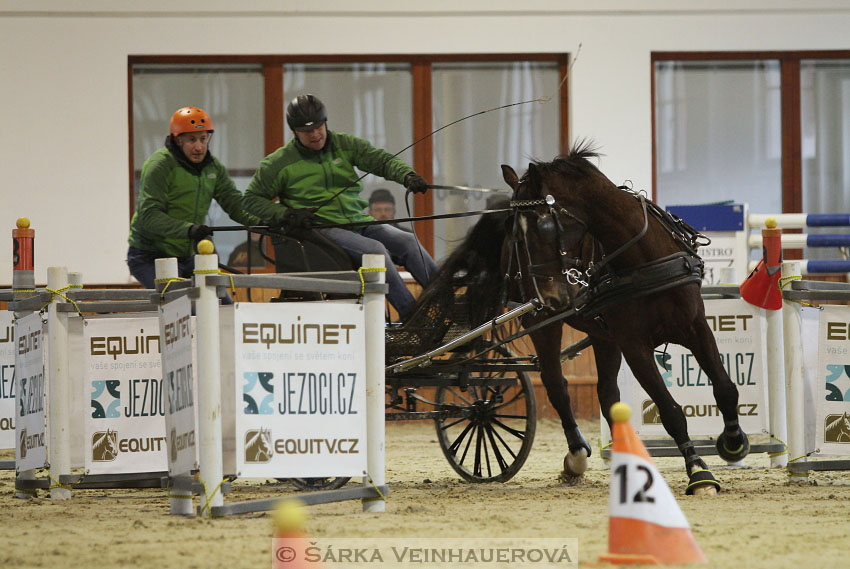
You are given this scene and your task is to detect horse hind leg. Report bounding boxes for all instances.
[620,345,721,496]
[684,320,750,463]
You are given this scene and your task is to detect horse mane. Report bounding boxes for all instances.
[522,139,603,184]
[406,209,510,332]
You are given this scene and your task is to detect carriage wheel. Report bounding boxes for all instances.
[434,347,536,483]
[282,477,351,491]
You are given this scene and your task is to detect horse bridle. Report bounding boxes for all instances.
[507,192,624,308]
[504,194,579,305]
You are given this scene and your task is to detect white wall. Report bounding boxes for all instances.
[3,1,850,284]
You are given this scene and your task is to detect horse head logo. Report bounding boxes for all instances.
[244,428,273,463]
[642,400,662,424]
[19,428,27,459]
[169,428,178,463]
[92,429,119,461]
[824,412,850,443]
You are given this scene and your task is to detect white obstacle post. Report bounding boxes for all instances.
[12,219,37,499]
[362,254,386,513]
[195,243,224,516]
[781,260,807,483]
[766,302,788,469]
[47,266,71,500]
[155,257,194,516]
[752,222,789,469]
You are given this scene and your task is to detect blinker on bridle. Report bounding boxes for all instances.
[508,194,592,303]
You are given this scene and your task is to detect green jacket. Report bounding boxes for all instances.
[243,131,414,226]
[128,140,259,258]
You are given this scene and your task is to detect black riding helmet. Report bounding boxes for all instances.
[286,94,328,131]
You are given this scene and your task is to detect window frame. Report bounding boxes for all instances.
[651,50,850,213]
[128,53,571,255]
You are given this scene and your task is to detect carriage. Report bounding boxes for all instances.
[250,143,752,495]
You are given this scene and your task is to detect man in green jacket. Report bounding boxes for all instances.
[127,106,259,291]
[243,94,438,320]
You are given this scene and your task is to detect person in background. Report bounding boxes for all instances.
[127,106,259,292]
[368,188,412,233]
[243,94,437,320]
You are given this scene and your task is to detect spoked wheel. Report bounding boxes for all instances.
[434,347,536,482]
[281,477,351,491]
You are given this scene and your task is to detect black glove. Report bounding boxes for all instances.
[280,207,316,231]
[404,172,429,194]
[187,224,213,240]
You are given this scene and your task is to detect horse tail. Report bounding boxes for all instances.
[442,210,511,327]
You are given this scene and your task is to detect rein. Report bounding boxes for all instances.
[209,207,512,236]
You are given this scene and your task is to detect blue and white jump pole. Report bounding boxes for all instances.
[667,204,850,282]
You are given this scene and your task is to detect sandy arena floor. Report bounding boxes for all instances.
[2,418,849,569]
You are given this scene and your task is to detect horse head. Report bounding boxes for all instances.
[502,162,591,311]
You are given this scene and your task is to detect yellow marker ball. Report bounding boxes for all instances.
[197,239,215,255]
[610,402,632,423]
[16,217,30,229]
[272,498,307,533]
[765,217,777,229]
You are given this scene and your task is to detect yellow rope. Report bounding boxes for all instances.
[166,492,194,500]
[197,474,227,517]
[778,275,818,308]
[193,269,237,295]
[154,276,190,299]
[765,431,789,458]
[163,478,194,500]
[361,470,389,502]
[357,267,386,296]
[45,284,82,315]
[11,289,36,293]
[46,472,73,492]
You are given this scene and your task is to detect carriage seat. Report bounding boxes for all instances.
[271,231,354,301]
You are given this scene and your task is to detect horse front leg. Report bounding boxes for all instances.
[684,319,750,462]
[591,336,623,430]
[528,323,591,480]
[620,345,720,495]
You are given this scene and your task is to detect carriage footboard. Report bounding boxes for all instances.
[386,299,540,373]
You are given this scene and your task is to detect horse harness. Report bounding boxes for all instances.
[508,188,710,320]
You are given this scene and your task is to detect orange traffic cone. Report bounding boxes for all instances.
[272,498,324,569]
[599,403,707,565]
[740,218,782,310]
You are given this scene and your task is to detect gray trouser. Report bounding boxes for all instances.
[320,224,438,318]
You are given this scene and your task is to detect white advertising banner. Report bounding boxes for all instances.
[234,302,367,478]
[159,296,198,477]
[0,312,15,449]
[698,233,738,285]
[815,305,850,455]
[84,316,166,474]
[15,312,46,471]
[618,299,770,437]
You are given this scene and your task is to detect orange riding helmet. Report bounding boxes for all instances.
[170,107,214,137]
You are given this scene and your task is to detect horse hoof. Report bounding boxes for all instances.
[686,468,720,496]
[563,448,588,477]
[558,471,584,486]
[716,431,750,462]
[691,484,717,497]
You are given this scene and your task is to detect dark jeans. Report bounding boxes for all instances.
[126,246,232,304]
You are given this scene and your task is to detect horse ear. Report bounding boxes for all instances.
[501,164,519,190]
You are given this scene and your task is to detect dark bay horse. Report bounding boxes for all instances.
[452,142,749,494]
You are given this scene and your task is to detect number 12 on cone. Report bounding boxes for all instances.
[609,453,690,528]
